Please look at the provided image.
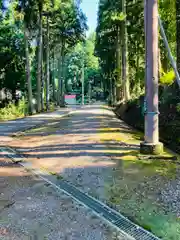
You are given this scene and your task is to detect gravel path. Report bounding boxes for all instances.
[8,106,138,202]
[7,104,180,239]
[0,153,130,240]
[160,177,180,217]
[0,106,82,139]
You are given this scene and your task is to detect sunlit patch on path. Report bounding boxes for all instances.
[5,105,180,240]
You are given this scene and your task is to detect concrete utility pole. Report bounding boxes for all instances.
[140,0,163,154]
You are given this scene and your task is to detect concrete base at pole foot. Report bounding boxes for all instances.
[140,142,164,155]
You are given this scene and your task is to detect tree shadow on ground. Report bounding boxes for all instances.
[13,112,135,137]
[0,108,71,136]
[3,106,180,240]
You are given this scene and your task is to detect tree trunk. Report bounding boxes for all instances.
[60,38,65,107]
[24,25,34,114]
[113,77,116,105]
[46,16,50,110]
[158,48,162,79]
[41,52,44,111]
[58,43,62,106]
[88,81,91,103]
[136,42,141,93]
[122,0,130,101]
[116,25,122,102]
[36,9,43,112]
[102,73,106,98]
[81,61,85,105]
[52,49,56,103]
[109,74,113,105]
[176,0,180,72]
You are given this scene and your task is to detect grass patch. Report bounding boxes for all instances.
[106,179,180,239]
[27,126,47,133]
[122,199,180,239]
[39,167,63,180]
[99,121,180,240]
[25,122,60,134]
[49,171,57,176]
[49,102,56,112]
[49,171,63,180]
[0,100,27,121]
[56,175,64,180]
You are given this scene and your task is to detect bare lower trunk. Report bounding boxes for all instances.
[113,78,116,105]
[158,48,162,79]
[52,49,56,103]
[88,81,91,103]
[122,0,130,101]
[116,25,122,101]
[46,16,50,110]
[24,25,33,114]
[60,38,65,107]
[102,74,107,98]
[109,75,113,105]
[37,10,43,112]
[135,42,141,93]
[58,43,62,106]
[177,0,180,72]
[81,61,84,105]
[41,54,44,111]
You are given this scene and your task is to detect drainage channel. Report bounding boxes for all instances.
[0,146,161,240]
[57,180,161,240]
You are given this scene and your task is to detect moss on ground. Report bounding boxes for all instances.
[12,107,180,239]
[99,121,180,240]
[25,121,62,134]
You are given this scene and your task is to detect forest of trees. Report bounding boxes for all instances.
[0,0,180,128]
[95,0,178,104]
[0,0,104,116]
[94,0,179,152]
[1,2,180,239]
[0,0,99,114]
[63,32,101,101]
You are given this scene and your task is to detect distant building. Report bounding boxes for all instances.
[65,95,76,105]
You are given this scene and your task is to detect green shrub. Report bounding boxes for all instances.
[0,99,27,121]
[49,102,55,111]
[115,94,180,153]
[160,70,175,86]
[176,103,180,113]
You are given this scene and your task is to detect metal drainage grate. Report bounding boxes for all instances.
[57,180,161,240]
[1,146,161,240]
[0,147,23,162]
